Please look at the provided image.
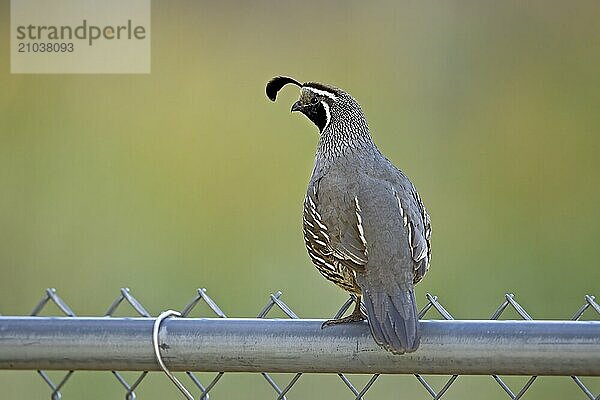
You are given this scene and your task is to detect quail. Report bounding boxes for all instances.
[266,76,431,354]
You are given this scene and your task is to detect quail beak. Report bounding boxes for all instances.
[291,101,303,113]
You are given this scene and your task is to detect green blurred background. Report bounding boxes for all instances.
[1,1,599,398]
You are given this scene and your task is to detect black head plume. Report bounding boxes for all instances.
[266,76,302,101]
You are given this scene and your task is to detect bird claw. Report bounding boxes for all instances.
[321,312,367,329]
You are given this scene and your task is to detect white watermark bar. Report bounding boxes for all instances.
[1,317,599,375]
[10,0,150,73]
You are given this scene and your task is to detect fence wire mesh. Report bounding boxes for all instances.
[2,288,599,400]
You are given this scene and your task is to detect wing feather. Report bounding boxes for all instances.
[303,191,367,275]
[393,185,431,284]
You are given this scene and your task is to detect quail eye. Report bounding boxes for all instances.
[311,97,319,104]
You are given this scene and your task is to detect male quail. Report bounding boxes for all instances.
[266,76,431,354]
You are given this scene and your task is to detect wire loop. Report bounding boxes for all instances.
[153,310,194,400]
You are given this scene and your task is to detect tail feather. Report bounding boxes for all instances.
[362,287,419,354]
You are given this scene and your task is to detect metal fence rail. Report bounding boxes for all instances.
[2,317,600,375]
[0,288,599,400]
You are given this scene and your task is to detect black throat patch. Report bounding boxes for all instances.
[303,102,328,132]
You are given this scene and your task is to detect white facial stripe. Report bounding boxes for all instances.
[320,101,331,131]
[305,86,337,100]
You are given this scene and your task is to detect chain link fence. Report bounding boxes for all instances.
[1,288,599,400]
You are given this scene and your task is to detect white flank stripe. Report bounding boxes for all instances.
[308,230,319,239]
[313,254,334,270]
[407,223,414,257]
[308,197,325,224]
[316,221,328,232]
[394,189,405,218]
[354,196,368,248]
[354,196,362,212]
[415,246,427,262]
